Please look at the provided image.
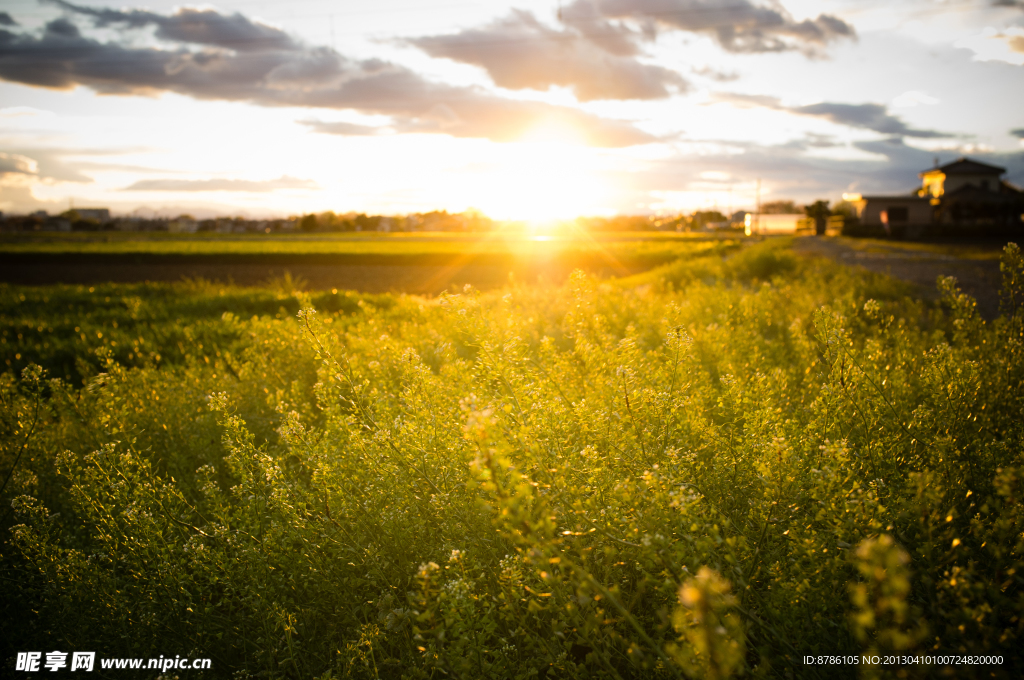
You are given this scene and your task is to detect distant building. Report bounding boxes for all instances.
[850,195,932,236]
[76,208,110,222]
[744,213,815,236]
[850,157,1023,238]
[919,158,1003,198]
[43,218,71,232]
[168,216,198,233]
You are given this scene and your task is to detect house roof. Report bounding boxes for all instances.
[856,195,930,202]
[920,157,1006,177]
[943,182,1024,200]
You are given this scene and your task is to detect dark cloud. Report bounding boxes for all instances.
[123,176,318,192]
[1012,128,1024,138]
[713,93,949,138]
[633,136,1024,208]
[45,18,80,39]
[568,0,855,54]
[44,0,299,51]
[559,0,651,55]
[793,102,946,138]
[0,5,656,147]
[406,1,853,100]
[408,10,688,101]
[0,12,16,27]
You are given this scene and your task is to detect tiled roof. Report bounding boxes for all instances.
[923,157,1006,176]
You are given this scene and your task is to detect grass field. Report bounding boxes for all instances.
[1,239,1022,679]
[0,231,734,258]
[0,232,741,293]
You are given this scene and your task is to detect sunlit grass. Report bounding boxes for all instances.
[2,241,1021,679]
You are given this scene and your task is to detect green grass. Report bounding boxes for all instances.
[1,241,1022,679]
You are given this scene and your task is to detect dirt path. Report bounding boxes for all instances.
[794,236,1006,319]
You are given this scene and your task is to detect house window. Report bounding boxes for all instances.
[980,180,990,191]
[886,207,909,222]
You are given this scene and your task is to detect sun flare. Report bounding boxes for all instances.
[472,123,611,222]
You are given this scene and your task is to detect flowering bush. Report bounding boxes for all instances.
[1,241,1022,678]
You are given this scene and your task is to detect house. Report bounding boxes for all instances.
[849,195,932,236]
[850,157,1023,238]
[744,213,815,236]
[76,208,111,222]
[919,158,1004,198]
[921,158,1024,231]
[168,216,199,233]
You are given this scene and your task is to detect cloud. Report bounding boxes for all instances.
[713,93,950,138]
[0,152,37,175]
[793,102,947,138]
[405,1,854,100]
[3,148,98,182]
[692,65,739,81]
[566,0,855,54]
[123,176,318,192]
[955,26,1024,65]
[0,4,656,147]
[634,136,1024,212]
[43,0,299,52]
[0,12,17,27]
[298,120,385,136]
[1012,128,1024,138]
[0,105,51,117]
[891,90,939,108]
[408,10,688,101]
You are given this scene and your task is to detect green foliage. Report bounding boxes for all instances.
[1,242,1022,678]
[760,201,799,215]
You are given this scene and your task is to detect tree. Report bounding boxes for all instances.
[830,200,857,219]
[299,214,318,232]
[761,200,799,214]
[318,211,338,231]
[804,200,830,235]
[690,210,727,229]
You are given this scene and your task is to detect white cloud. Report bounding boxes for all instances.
[0,106,53,118]
[954,27,1024,65]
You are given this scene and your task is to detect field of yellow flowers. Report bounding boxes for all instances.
[2,240,1021,678]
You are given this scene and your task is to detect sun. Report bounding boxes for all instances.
[472,122,612,222]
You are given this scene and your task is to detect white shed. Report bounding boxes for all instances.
[744,214,814,236]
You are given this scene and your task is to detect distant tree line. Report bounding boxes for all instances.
[1,202,861,234]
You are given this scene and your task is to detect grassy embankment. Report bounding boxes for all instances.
[1,239,1022,679]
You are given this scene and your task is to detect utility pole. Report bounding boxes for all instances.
[755,178,761,234]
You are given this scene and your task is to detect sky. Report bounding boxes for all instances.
[1,0,1023,220]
